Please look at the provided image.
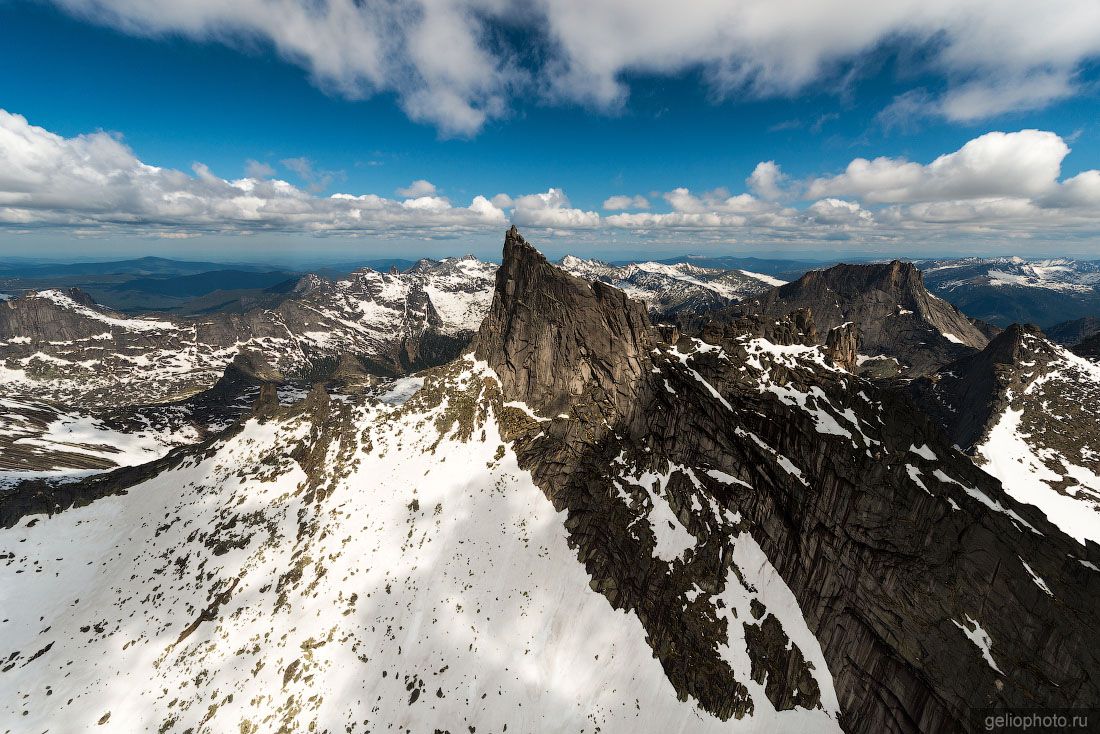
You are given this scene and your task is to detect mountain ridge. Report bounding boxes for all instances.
[474,227,1100,732]
[747,260,989,376]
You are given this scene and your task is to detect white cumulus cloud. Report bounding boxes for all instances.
[602,195,650,210]
[396,180,439,198]
[746,161,788,201]
[0,109,506,235]
[5,109,1100,250]
[807,130,1069,204]
[41,0,1100,135]
[510,188,601,228]
[807,198,873,226]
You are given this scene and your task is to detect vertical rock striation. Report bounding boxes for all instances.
[474,226,654,419]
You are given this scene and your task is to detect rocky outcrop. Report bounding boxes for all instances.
[477,228,1100,733]
[824,322,859,371]
[910,324,1100,539]
[751,261,989,376]
[765,307,818,346]
[0,288,133,343]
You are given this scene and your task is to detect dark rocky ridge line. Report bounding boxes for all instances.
[1045,315,1100,346]
[909,324,1046,451]
[475,226,1100,733]
[909,322,1100,533]
[1074,331,1100,359]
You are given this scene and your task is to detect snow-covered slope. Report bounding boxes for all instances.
[559,256,777,315]
[402,255,498,332]
[0,359,839,733]
[973,336,1100,545]
[912,325,1100,545]
[0,377,315,491]
[0,397,196,488]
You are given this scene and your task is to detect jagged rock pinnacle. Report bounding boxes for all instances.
[474,226,655,417]
[910,322,1053,449]
[824,322,859,371]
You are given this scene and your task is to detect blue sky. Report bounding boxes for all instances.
[2,0,1100,262]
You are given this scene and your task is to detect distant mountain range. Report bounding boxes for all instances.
[0,256,419,314]
[0,254,419,278]
[917,256,1100,328]
[558,255,782,314]
[639,254,839,281]
[5,252,1100,330]
[0,255,274,278]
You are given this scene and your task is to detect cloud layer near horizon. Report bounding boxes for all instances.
[44,0,1100,136]
[2,110,1100,248]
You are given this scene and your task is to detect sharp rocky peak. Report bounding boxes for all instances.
[58,286,99,308]
[292,272,332,295]
[981,322,1048,364]
[910,322,1071,451]
[474,226,655,418]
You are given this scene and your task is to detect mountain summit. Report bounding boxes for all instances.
[912,323,1100,545]
[475,226,654,418]
[755,260,989,375]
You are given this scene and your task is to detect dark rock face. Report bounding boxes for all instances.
[909,323,1100,529]
[474,226,654,419]
[477,228,1100,733]
[912,320,1100,456]
[752,261,989,376]
[1073,331,1100,359]
[824,322,859,372]
[199,349,285,415]
[765,306,818,346]
[909,324,1042,451]
[0,289,123,343]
